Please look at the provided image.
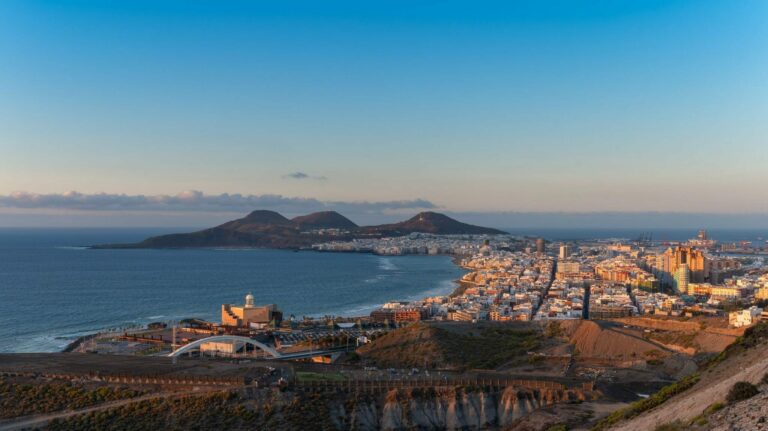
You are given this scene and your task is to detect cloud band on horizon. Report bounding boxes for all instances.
[0,191,437,214]
[282,172,328,181]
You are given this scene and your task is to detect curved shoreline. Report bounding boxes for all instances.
[49,252,470,353]
[62,333,98,353]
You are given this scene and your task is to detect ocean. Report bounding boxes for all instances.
[0,228,463,353]
[2,227,765,353]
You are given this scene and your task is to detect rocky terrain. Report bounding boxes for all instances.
[599,322,768,431]
[5,320,764,430]
[300,386,593,430]
[30,385,594,431]
[94,210,506,249]
[705,389,768,430]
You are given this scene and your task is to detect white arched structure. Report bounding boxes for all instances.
[168,335,281,358]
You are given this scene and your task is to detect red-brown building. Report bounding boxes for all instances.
[370,308,422,324]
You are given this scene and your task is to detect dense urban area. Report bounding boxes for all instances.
[4,230,768,431]
[321,230,767,329]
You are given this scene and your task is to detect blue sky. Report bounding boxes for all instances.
[1,1,767,226]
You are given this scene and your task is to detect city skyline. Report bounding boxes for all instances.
[2,0,767,226]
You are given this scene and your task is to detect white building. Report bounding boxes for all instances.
[729,306,763,328]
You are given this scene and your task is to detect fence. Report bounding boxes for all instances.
[0,370,246,387]
[293,377,594,393]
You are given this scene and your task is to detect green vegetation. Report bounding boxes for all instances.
[45,393,256,431]
[692,415,708,426]
[546,424,568,431]
[703,402,724,415]
[295,371,348,382]
[704,321,768,371]
[297,333,356,349]
[0,378,144,419]
[358,322,543,369]
[684,401,725,428]
[341,351,361,363]
[545,321,564,338]
[45,391,347,431]
[358,322,540,369]
[726,381,759,403]
[686,401,725,427]
[591,373,700,431]
[592,322,768,431]
[653,422,684,431]
[435,326,540,369]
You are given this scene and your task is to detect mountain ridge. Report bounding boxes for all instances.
[94,210,507,249]
[291,211,358,230]
[367,211,505,235]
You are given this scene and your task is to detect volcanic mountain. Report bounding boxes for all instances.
[291,211,358,230]
[94,210,506,249]
[228,210,292,226]
[368,211,506,235]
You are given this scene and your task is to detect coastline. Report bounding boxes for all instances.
[52,251,470,353]
[449,255,471,297]
[62,333,99,353]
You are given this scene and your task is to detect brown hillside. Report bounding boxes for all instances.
[291,211,358,229]
[610,317,741,355]
[357,321,540,370]
[559,320,672,361]
[358,323,448,369]
[95,210,505,248]
[222,210,292,227]
[603,322,768,431]
[369,211,507,235]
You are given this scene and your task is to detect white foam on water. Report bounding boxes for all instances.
[378,257,397,270]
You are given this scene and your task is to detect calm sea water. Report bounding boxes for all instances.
[2,227,765,353]
[0,229,464,353]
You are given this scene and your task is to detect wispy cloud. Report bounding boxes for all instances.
[0,191,436,215]
[282,172,327,181]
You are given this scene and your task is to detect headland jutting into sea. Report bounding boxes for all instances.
[75,210,768,357]
[5,215,768,430]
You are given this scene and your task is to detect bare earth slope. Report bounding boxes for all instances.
[560,320,672,362]
[607,324,768,430]
[611,316,741,355]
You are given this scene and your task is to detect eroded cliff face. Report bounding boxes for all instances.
[315,386,591,431]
